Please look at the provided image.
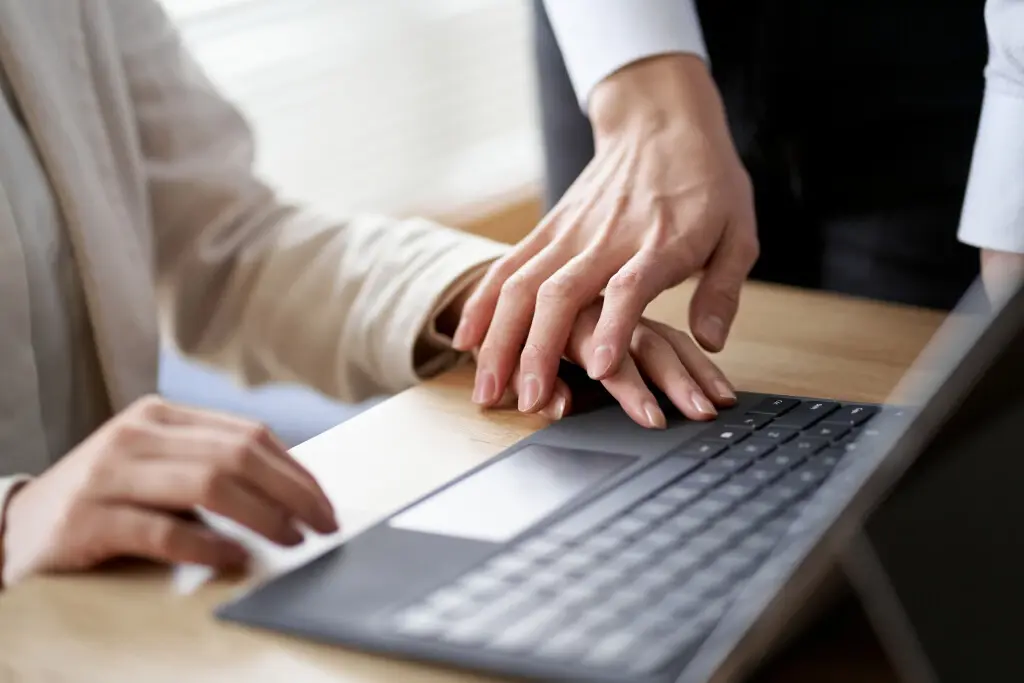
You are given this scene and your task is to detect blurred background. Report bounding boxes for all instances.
[164,0,542,223]
[159,0,546,445]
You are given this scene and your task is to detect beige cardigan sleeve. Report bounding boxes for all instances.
[111,0,508,402]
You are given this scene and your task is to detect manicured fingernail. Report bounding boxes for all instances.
[519,374,541,412]
[472,372,496,405]
[589,345,614,379]
[691,392,717,417]
[644,402,666,429]
[714,380,736,402]
[542,394,568,420]
[699,316,726,348]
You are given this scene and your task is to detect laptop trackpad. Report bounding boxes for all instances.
[388,444,636,543]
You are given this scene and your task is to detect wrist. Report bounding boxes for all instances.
[588,54,725,141]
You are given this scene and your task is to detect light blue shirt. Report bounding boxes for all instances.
[543,0,1023,254]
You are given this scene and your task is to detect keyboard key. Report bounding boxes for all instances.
[782,436,830,454]
[822,404,879,426]
[710,480,759,504]
[605,547,653,573]
[765,450,807,470]
[605,515,650,537]
[633,498,678,521]
[771,401,839,429]
[759,426,799,443]
[663,512,706,536]
[676,441,727,458]
[700,457,749,477]
[656,482,703,506]
[489,604,568,653]
[536,625,594,661]
[684,467,731,490]
[458,572,508,597]
[516,536,563,560]
[724,413,773,430]
[734,498,780,525]
[549,456,700,538]
[712,450,758,470]
[584,629,645,668]
[815,447,846,468]
[640,527,682,550]
[749,397,800,415]
[778,468,828,497]
[734,463,786,487]
[699,426,752,444]
[730,438,777,460]
[395,608,447,639]
[631,622,707,674]
[807,424,849,441]
[482,554,533,579]
[687,497,731,518]
[660,548,702,575]
[577,532,628,555]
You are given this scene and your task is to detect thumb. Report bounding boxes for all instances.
[689,224,758,352]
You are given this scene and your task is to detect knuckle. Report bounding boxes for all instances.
[229,442,257,472]
[630,327,664,357]
[108,419,149,453]
[607,267,643,296]
[244,422,272,447]
[536,276,574,305]
[520,342,549,367]
[499,272,534,301]
[197,467,229,505]
[735,235,760,266]
[131,394,165,420]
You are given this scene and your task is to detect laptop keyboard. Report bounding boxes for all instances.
[392,397,891,675]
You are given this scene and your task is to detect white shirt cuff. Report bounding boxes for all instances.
[542,0,707,109]
[958,86,1024,254]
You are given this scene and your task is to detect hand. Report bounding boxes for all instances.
[1,396,338,586]
[981,248,1024,305]
[513,301,737,428]
[442,281,736,428]
[453,55,756,414]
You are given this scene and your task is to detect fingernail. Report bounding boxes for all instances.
[644,402,666,429]
[699,316,726,348]
[472,372,496,405]
[714,380,736,402]
[519,374,541,412]
[691,392,717,417]
[589,345,614,379]
[542,394,568,420]
[320,505,340,533]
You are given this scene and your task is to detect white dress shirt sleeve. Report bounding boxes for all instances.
[958,0,1024,254]
[541,0,707,108]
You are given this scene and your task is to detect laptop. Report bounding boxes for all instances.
[218,278,1023,683]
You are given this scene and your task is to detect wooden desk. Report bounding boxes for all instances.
[0,282,944,683]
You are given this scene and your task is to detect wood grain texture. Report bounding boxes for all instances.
[0,281,944,683]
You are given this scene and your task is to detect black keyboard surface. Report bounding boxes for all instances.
[392,397,896,677]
